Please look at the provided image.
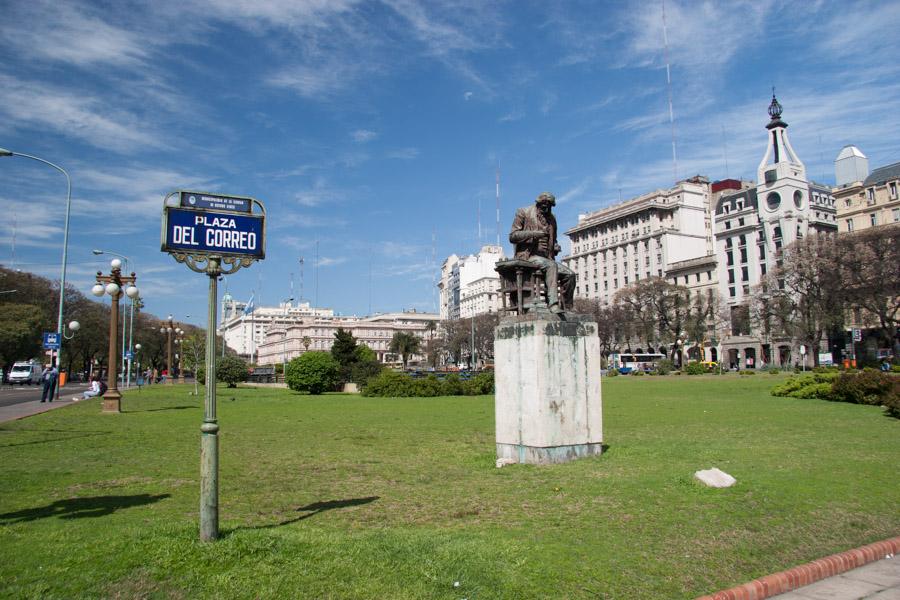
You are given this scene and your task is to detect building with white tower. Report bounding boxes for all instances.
[713,94,837,367]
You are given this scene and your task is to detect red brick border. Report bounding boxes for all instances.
[696,536,900,600]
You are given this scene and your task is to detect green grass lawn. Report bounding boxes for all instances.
[1,374,898,599]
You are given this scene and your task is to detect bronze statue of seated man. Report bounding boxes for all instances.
[508,192,576,313]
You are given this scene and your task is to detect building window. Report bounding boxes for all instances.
[695,273,700,283]
[893,208,900,222]
[739,234,746,246]
[738,217,745,226]
[890,182,898,199]
[726,251,734,266]
[725,237,733,248]
[870,213,878,227]
[740,248,747,263]
[725,221,732,230]
[729,287,735,297]
[867,188,876,204]
[728,269,735,284]
[741,266,749,281]
[743,284,750,295]
[761,263,767,276]
[847,219,854,232]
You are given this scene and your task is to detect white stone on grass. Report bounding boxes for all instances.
[694,467,736,488]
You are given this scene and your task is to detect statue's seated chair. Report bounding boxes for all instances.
[495,259,568,315]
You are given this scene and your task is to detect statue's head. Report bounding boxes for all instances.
[536,192,555,212]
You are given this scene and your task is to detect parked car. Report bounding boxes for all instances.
[9,360,42,385]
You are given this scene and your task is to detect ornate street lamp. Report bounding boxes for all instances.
[174,330,186,384]
[159,316,177,385]
[92,259,137,413]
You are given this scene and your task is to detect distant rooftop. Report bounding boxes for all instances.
[863,161,900,186]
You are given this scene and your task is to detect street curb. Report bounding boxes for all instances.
[696,535,900,600]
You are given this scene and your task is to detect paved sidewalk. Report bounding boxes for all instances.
[770,555,900,599]
[0,384,90,423]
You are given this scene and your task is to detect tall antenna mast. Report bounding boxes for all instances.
[289,272,294,307]
[10,211,17,269]
[298,257,304,304]
[722,124,730,179]
[368,247,373,316]
[662,0,678,182]
[477,196,482,244]
[495,160,501,247]
[431,228,437,313]
[314,240,319,309]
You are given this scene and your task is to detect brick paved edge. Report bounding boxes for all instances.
[696,535,900,600]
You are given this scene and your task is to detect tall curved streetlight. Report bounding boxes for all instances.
[1,147,72,375]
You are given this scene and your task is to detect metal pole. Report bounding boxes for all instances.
[200,258,220,541]
[104,288,121,413]
[1,151,73,397]
[127,299,135,387]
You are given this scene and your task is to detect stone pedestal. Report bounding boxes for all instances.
[494,317,602,464]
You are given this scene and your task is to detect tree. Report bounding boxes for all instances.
[217,355,249,388]
[351,344,383,387]
[301,336,312,352]
[757,234,846,366]
[838,225,900,355]
[330,327,358,383]
[285,351,339,394]
[389,332,421,369]
[0,304,47,370]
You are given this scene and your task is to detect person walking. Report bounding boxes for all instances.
[40,364,58,403]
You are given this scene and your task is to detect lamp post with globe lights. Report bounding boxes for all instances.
[92,259,137,413]
[160,317,183,384]
[174,330,187,384]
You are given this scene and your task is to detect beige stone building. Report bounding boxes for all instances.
[834,160,900,233]
[255,310,438,367]
[563,176,712,305]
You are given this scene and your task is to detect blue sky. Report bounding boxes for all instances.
[1,0,899,326]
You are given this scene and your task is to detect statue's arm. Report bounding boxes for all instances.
[509,209,546,243]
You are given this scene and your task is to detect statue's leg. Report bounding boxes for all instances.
[558,263,577,307]
[529,256,559,309]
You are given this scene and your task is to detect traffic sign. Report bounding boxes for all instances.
[42,332,60,350]
[852,328,862,342]
[162,207,265,259]
[125,351,134,360]
[180,191,251,213]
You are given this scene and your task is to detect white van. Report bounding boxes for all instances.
[9,360,42,385]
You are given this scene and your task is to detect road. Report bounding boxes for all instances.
[0,382,90,408]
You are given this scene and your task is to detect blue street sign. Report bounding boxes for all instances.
[163,207,265,259]
[43,332,60,350]
[125,351,134,360]
[180,191,251,213]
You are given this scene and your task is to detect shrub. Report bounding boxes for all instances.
[739,370,756,376]
[830,371,897,406]
[217,356,250,388]
[632,370,645,376]
[361,370,413,397]
[350,360,384,388]
[442,373,465,395]
[654,359,675,375]
[464,371,494,395]
[412,374,444,397]
[767,368,781,375]
[813,366,840,374]
[606,369,619,377]
[787,382,832,399]
[683,362,705,376]
[285,352,339,395]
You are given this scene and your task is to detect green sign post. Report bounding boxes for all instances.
[161,190,266,541]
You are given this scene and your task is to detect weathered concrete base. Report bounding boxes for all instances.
[494,317,602,465]
[496,442,603,465]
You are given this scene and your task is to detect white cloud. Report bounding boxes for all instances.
[352,129,378,143]
[0,74,167,154]
[0,1,153,69]
[387,148,420,160]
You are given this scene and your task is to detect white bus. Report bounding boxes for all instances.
[611,352,666,374]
